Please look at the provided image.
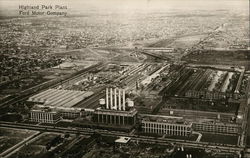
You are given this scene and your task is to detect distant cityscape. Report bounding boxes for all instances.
[0,0,249,158]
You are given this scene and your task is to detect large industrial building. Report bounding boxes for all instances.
[158,108,242,135]
[140,113,241,136]
[28,89,93,122]
[141,114,192,136]
[92,88,137,126]
[28,87,138,125]
[30,105,61,123]
[192,121,239,134]
[27,88,93,108]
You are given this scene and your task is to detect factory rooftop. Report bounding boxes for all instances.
[140,114,192,125]
[31,105,57,114]
[193,118,240,126]
[32,104,83,113]
[27,89,94,108]
[95,107,137,115]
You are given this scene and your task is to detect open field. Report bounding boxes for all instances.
[9,132,77,158]
[183,50,250,69]
[200,133,238,145]
[0,127,37,154]
[148,33,207,49]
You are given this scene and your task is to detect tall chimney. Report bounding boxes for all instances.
[110,88,113,109]
[106,88,109,109]
[118,89,121,110]
[122,89,126,110]
[114,88,117,110]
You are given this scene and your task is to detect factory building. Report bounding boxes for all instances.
[141,115,192,136]
[185,90,233,100]
[27,89,93,108]
[27,89,93,120]
[192,121,240,134]
[30,106,61,123]
[55,107,82,119]
[93,88,137,126]
[93,108,137,125]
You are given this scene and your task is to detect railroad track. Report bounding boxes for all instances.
[0,63,105,108]
[0,121,243,153]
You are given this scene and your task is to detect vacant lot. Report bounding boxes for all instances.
[200,132,238,145]
[0,127,37,154]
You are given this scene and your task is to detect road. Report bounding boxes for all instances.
[0,131,41,158]
[0,121,243,155]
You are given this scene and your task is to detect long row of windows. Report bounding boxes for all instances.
[60,112,80,118]
[142,122,190,131]
[31,112,60,123]
[94,114,136,125]
[143,127,189,136]
[142,122,191,136]
[193,123,238,133]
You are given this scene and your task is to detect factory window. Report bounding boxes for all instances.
[111,115,115,124]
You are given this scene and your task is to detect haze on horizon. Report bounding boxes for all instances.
[0,0,248,16]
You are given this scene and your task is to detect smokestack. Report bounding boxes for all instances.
[114,88,117,110]
[118,89,121,110]
[122,89,125,111]
[106,88,109,109]
[110,88,113,109]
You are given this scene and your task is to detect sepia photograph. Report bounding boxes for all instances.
[0,0,249,157]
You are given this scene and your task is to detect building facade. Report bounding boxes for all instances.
[141,115,192,136]
[93,108,137,126]
[93,87,137,126]
[192,122,240,134]
[30,108,61,123]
